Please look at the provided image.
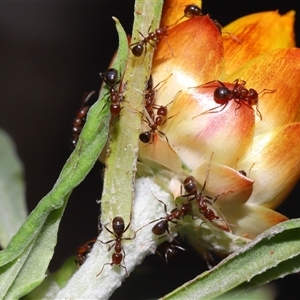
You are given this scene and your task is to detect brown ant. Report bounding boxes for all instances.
[180,153,227,225]
[149,197,192,237]
[182,175,222,222]
[181,4,222,33]
[238,170,247,177]
[96,216,135,277]
[75,238,97,267]
[130,22,172,57]
[192,79,275,120]
[156,239,186,264]
[99,68,124,117]
[139,91,180,147]
[144,74,172,119]
[70,91,97,149]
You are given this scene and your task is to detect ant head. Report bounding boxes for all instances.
[184,4,203,18]
[112,216,125,236]
[213,86,230,104]
[238,170,247,176]
[132,44,144,57]
[183,176,197,195]
[248,88,259,104]
[139,131,152,143]
[146,75,153,90]
[100,68,119,86]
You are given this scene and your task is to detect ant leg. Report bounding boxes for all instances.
[120,264,129,277]
[192,101,229,119]
[96,262,110,277]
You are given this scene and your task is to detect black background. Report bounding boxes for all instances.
[0,1,299,299]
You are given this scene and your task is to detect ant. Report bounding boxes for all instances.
[139,91,180,147]
[96,216,135,277]
[181,4,222,33]
[70,91,97,149]
[144,74,172,119]
[75,238,97,268]
[238,170,247,177]
[130,22,172,57]
[180,153,229,226]
[156,239,186,264]
[182,175,222,222]
[99,68,124,117]
[150,197,192,237]
[192,79,275,120]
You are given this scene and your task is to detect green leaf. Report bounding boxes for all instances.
[161,219,300,300]
[0,128,27,248]
[24,257,77,300]
[0,25,121,300]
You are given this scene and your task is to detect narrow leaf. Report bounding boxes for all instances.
[162,219,300,299]
[0,128,27,248]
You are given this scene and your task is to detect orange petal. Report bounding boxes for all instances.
[190,162,254,206]
[152,15,224,106]
[223,11,296,76]
[222,204,288,239]
[161,0,202,27]
[239,122,300,208]
[161,86,255,169]
[227,48,300,135]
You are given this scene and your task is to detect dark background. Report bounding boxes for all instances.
[0,1,299,299]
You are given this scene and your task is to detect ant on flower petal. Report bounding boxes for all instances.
[139,90,181,149]
[192,79,276,120]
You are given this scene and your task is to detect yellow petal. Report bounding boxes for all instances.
[223,11,296,76]
[161,0,202,27]
[161,86,255,169]
[152,15,224,106]
[227,48,300,135]
[222,204,288,239]
[239,122,300,208]
[280,10,296,44]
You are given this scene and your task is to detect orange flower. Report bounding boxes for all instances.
[138,5,300,250]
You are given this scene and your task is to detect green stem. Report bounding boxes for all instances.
[101,0,164,227]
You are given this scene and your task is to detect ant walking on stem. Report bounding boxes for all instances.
[130,21,174,57]
[192,79,276,121]
[99,68,124,117]
[75,238,97,267]
[70,91,97,149]
[96,216,136,277]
